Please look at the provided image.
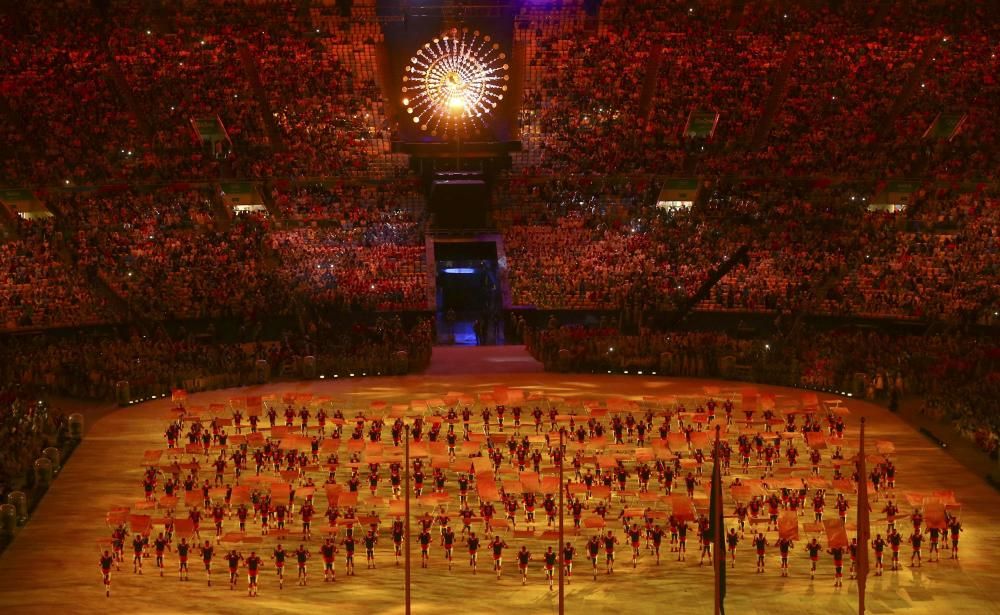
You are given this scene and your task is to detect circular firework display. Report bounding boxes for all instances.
[402,28,510,137]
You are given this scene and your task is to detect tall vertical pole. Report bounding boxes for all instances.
[714,424,722,615]
[558,429,565,615]
[404,424,411,615]
[857,417,869,615]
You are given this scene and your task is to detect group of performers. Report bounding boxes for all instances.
[98,394,965,599]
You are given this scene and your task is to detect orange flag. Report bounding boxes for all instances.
[778,510,799,540]
[823,519,849,548]
[924,499,948,530]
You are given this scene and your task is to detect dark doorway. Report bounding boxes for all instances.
[434,241,502,345]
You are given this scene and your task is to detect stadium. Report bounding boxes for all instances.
[0,1,996,613]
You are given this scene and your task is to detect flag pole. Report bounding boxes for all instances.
[404,424,411,615]
[558,429,565,615]
[857,417,869,615]
[713,423,723,615]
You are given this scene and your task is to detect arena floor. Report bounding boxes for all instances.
[0,348,997,615]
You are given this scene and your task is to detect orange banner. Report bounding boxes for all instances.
[806,432,827,449]
[590,485,612,500]
[778,510,799,540]
[669,495,696,522]
[520,472,541,493]
[924,500,948,530]
[173,518,195,538]
[477,479,501,502]
[689,432,709,449]
[823,519,849,548]
[540,477,560,493]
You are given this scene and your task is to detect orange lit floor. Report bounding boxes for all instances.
[0,366,997,615]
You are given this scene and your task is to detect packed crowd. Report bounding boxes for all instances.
[54,187,216,234]
[886,31,999,182]
[747,29,925,177]
[0,178,434,329]
[0,390,71,504]
[784,327,1000,460]
[824,191,998,322]
[0,4,996,186]
[0,1,995,440]
[270,180,425,231]
[497,176,997,325]
[515,11,651,175]
[510,0,999,181]
[309,313,435,377]
[247,32,402,179]
[269,228,428,312]
[526,312,1000,399]
[53,189,273,321]
[265,181,429,314]
[0,217,111,330]
[0,1,403,187]
[645,31,786,171]
[32,182,434,322]
[2,176,993,332]
[696,182,851,314]
[0,15,142,185]
[108,27,271,180]
[921,380,1000,459]
[0,316,434,402]
[497,175,750,313]
[528,319,998,455]
[528,324,757,376]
